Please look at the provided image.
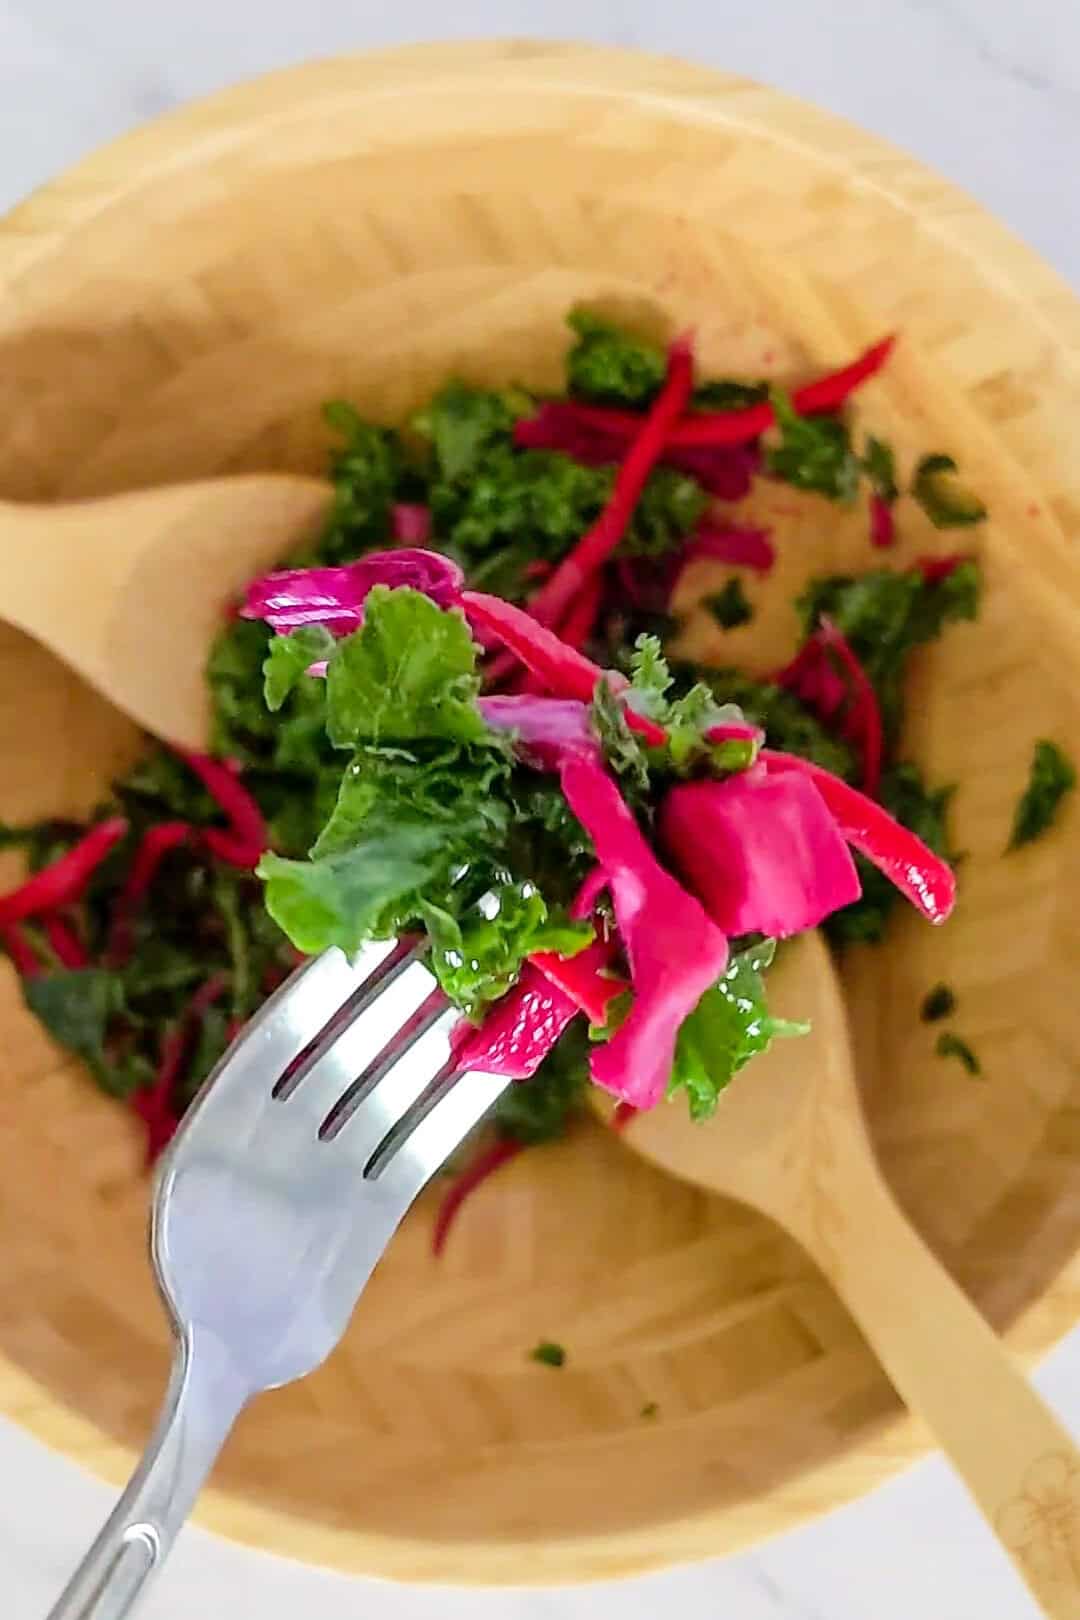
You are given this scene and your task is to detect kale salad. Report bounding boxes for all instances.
[1,311,1073,1247]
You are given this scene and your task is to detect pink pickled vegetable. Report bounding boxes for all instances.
[559,754,728,1109]
[463,592,667,746]
[660,769,860,938]
[242,549,464,636]
[477,695,599,770]
[452,962,579,1079]
[391,503,432,544]
[762,750,956,924]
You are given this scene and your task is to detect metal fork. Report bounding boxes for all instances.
[46,937,510,1620]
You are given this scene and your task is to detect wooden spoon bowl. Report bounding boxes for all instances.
[3,41,1080,1586]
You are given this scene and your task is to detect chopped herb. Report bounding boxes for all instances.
[306,404,406,565]
[936,1032,981,1076]
[565,309,666,407]
[766,389,861,502]
[693,379,769,412]
[798,563,981,742]
[921,983,957,1022]
[640,1401,659,1418]
[675,667,858,783]
[1008,740,1076,851]
[912,454,987,529]
[668,940,809,1120]
[704,578,753,630]
[530,1340,567,1367]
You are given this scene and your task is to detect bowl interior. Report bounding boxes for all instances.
[3,44,1080,1584]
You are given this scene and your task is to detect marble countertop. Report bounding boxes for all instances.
[1,2,1078,1616]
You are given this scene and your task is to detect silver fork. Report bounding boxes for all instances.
[46,937,510,1620]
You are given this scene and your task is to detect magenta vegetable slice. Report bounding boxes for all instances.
[660,768,861,938]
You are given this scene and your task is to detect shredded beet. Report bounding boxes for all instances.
[391,503,432,544]
[557,571,604,652]
[432,1137,523,1257]
[520,335,896,452]
[513,402,759,498]
[525,338,696,629]
[677,522,775,577]
[42,914,89,970]
[177,750,268,869]
[915,554,968,585]
[776,621,883,796]
[133,971,230,1164]
[0,818,128,928]
[870,493,896,549]
[611,1101,638,1132]
[108,821,191,964]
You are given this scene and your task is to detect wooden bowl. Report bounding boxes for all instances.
[3,40,1080,1586]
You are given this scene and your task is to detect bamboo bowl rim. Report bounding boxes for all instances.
[3,39,1080,1585]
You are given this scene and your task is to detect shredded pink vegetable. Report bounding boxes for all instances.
[660,769,861,938]
[677,522,775,577]
[762,750,956,924]
[391,503,432,544]
[525,338,696,629]
[559,754,728,1109]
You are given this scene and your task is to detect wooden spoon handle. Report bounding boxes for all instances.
[802,1136,1080,1618]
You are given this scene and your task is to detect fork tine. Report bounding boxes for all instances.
[178,940,401,1129]
[365,1067,511,1200]
[274,954,443,1124]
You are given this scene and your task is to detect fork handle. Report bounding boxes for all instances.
[46,1330,249,1620]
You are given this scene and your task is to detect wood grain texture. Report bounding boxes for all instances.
[2,40,1080,1585]
[615,933,1080,1619]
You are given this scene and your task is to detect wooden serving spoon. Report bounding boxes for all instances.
[599,930,1080,1620]
[2,478,331,745]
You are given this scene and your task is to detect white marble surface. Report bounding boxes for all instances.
[1,2,1078,1616]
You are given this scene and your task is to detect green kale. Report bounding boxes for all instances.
[921,983,956,1022]
[307,403,406,565]
[668,940,809,1120]
[325,587,489,750]
[826,763,957,946]
[862,435,898,503]
[413,382,527,483]
[565,310,666,406]
[422,885,590,1020]
[912,454,987,529]
[622,465,707,557]
[766,390,861,502]
[617,637,759,777]
[263,625,337,713]
[798,563,981,741]
[705,578,753,630]
[935,1032,982,1076]
[23,969,123,1091]
[1008,740,1076,851]
[259,589,591,1003]
[674,666,858,782]
[693,379,769,411]
[530,1340,567,1367]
